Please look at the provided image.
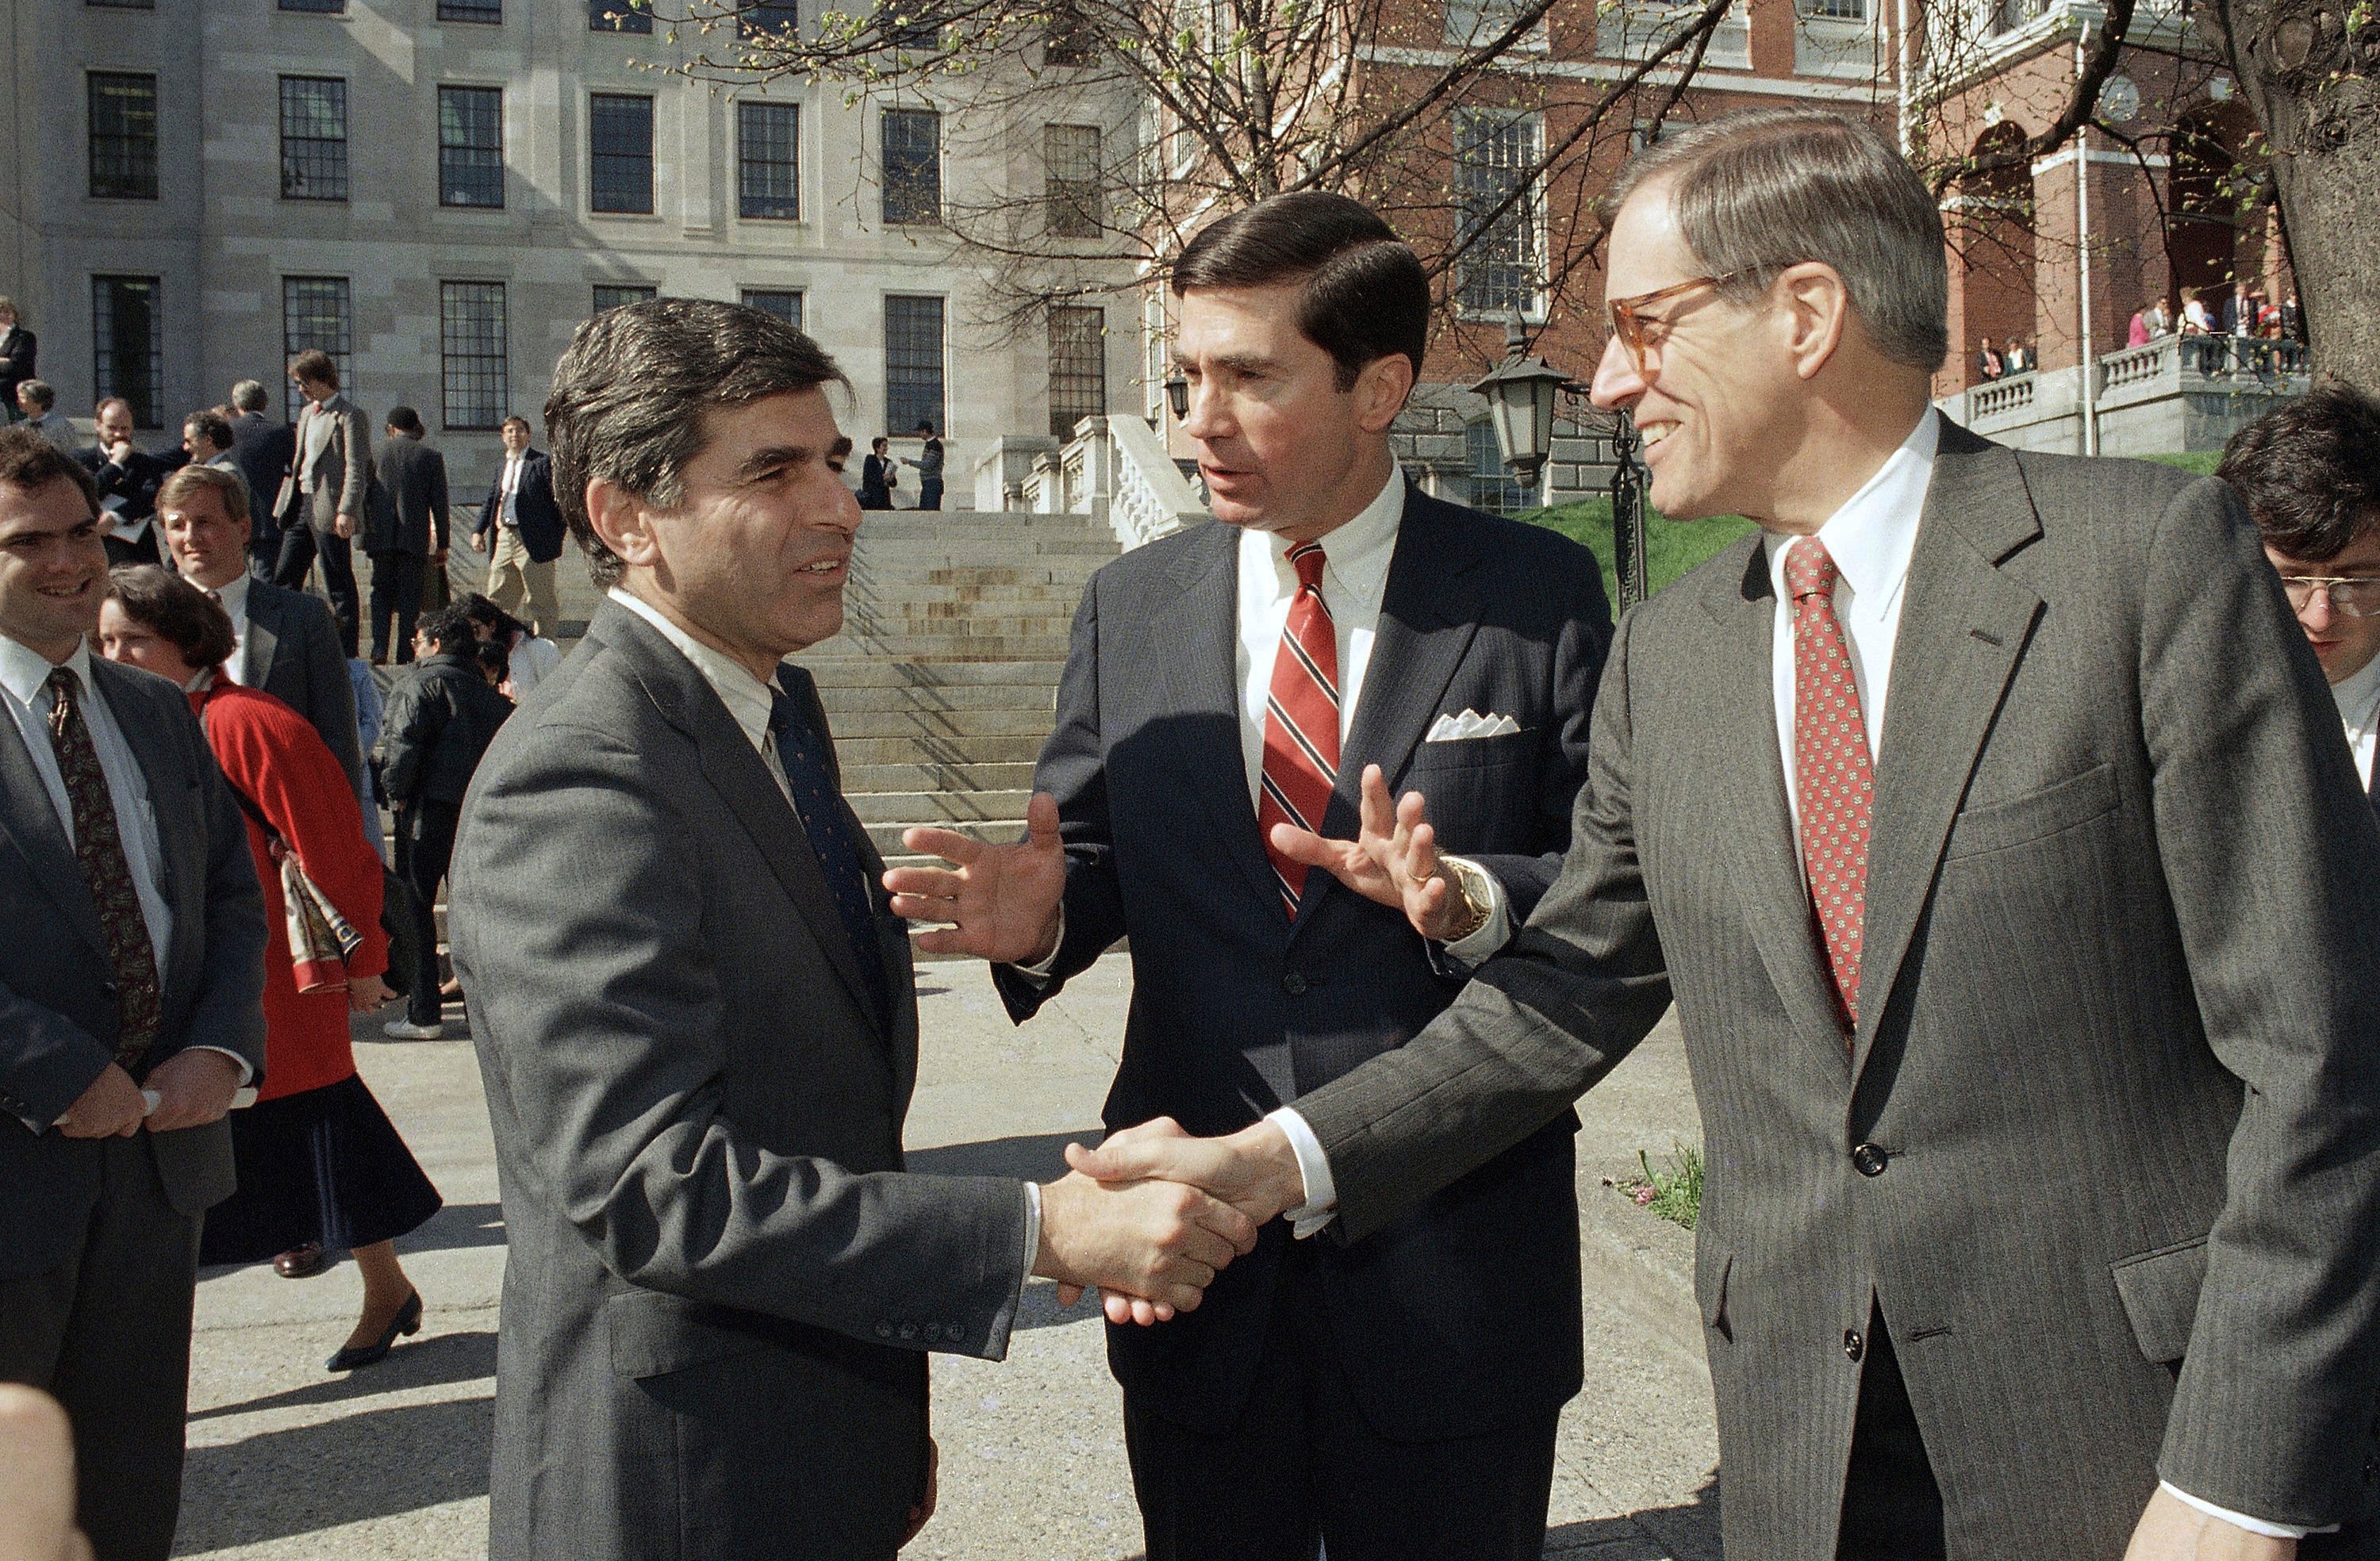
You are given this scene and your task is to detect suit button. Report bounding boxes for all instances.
[2365,1455,2378,1484]
[898,1321,917,1340]
[923,1322,942,1342]
[102,980,118,995]
[1281,972,1307,995]
[948,1322,965,1339]
[1844,1329,1864,1363]
[873,1322,892,1339]
[1852,1144,1887,1177]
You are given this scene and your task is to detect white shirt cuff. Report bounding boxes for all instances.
[1009,904,1066,984]
[1019,1179,1042,1303]
[2159,1481,2333,1540]
[188,1045,256,1087]
[1264,1107,1338,1239]
[1437,855,1512,963]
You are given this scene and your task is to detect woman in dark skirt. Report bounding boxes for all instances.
[98,566,442,1371]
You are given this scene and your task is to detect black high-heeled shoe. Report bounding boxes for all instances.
[326,1289,422,1372]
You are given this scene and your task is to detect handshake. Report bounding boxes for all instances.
[1030,1116,1311,1324]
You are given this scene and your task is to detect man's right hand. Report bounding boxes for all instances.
[56,1064,147,1139]
[1033,1170,1258,1317]
[885,792,1066,965]
[470,530,490,555]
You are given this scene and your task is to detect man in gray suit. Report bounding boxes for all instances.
[1081,110,2380,1559]
[271,349,368,658]
[448,299,1257,1561]
[0,427,268,1560]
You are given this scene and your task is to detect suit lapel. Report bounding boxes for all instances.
[0,704,109,961]
[1851,433,2044,1071]
[1150,524,1282,915]
[1697,544,1857,1073]
[242,587,280,690]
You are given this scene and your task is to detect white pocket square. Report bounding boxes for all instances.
[1425,708,1522,742]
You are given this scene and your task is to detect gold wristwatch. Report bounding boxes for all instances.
[1437,857,1494,945]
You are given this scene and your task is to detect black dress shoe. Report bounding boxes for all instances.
[274,1242,326,1279]
[326,1289,423,1372]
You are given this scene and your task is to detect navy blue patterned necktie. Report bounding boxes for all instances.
[768,686,894,1026]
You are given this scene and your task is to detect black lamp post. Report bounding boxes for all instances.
[1468,317,1652,610]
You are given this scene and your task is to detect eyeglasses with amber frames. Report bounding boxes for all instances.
[2279,574,2380,618]
[1605,270,1749,378]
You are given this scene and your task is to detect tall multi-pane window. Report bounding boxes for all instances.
[440,282,508,430]
[592,284,657,313]
[281,278,354,420]
[881,109,940,225]
[86,0,154,9]
[279,77,348,201]
[440,0,502,19]
[1048,306,1106,437]
[741,1,800,36]
[91,276,162,428]
[590,0,651,29]
[589,94,655,214]
[279,0,344,10]
[1465,420,1525,514]
[885,295,945,435]
[738,102,800,220]
[1043,125,1101,239]
[440,86,505,208]
[87,74,158,200]
[1453,109,1541,316]
[743,290,804,330]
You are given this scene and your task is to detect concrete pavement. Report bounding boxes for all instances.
[173,957,1717,1560]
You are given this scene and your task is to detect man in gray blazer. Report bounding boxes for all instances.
[449,299,1257,1561]
[271,349,367,658]
[1081,111,2380,1560]
[0,428,268,1561]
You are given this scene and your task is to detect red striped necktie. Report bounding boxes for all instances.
[1257,541,1340,920]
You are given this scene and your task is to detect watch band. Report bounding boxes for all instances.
[1438,857,1492,944]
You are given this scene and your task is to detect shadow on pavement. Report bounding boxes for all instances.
[176,1394,493,1551]
[395,1200,509,1256]
[188,1330,498,1424]
[1544,1473,1722,1560]
[908,1129,1100,1182]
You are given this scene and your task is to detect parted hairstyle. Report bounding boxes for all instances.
[18,379,54,412]
[157,462,251,530]
[543,297,850,588]
[1604,109,1950,373]
[288,349,340,390]
[0,425,100,516]
[105,565,238,672]
[386,405,424,435]
[2218,386,2380,562]
[1171,190,1430,393]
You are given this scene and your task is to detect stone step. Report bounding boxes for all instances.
[841,760,1038,792]
[799,659,1067,687]
[819,682,1056,715]
[847,788,1034,824]
[865,819,1024,855]
[843,581,1086,605]
[826,707,1056,739]
[833,734,1046,765]
[854,537,1119,561]
[855,516,1107,539]
[803,635,1077,661]
[850,566,1107,591]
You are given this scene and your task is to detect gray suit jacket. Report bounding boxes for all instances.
[0,654,268,1280]
[1292,425,2380,1557]
[241,579,372,841]
[450,600,1031,1561]
[273,393,370,533]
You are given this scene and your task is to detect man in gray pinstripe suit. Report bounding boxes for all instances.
[1081,111,2380,1560]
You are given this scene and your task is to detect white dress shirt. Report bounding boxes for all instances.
[607,589,1044,1291]
[497,452,524,527]
[207,571,254,685]
[2330,651,2380,790]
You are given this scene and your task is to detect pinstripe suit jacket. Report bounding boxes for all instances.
[1293,424,2380,1558]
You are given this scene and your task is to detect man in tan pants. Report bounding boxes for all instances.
[471,415,562,635]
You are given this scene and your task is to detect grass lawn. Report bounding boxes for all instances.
[1518,496,1758,603]
[2142,450,2225,477]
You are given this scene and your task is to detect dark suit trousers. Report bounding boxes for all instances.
[274,523,361,657]
[1122,1242,1559,1561]
[1837,1311,1948,1561]
[0,1133,202,1561]
[368,550,427,662]
[395,800,460,1025]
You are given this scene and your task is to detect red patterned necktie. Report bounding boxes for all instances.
[44,666,164,1071]
[1786,537,1874,1037]
[1257,541,1340,920]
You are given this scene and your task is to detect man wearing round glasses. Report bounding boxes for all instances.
[2220,387,2380,795]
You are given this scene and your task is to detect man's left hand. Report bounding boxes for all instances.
[332,512,356,539]
[900,1439,939,1548]
[141,1050,242,1133]
[1269,763,1468,941]
[2125,1487,2297,1561]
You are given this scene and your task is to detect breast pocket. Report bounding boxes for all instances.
[1943,762,2120,859]
[1407,727,1537,773]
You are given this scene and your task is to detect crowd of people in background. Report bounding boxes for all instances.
[2136,278,2308,374]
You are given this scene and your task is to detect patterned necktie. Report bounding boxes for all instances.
[1786,538,1875,1036]
[1256,542,1340,920]
[44,667,164,1072]
[768,687,894,1026]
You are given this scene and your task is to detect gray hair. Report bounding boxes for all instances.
[1606,109,1948,372]
[543,297,849,588]
[229,379,269,412]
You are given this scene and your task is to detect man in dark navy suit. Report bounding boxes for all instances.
[2222,385,2380,804]
[887,193,1611,1560]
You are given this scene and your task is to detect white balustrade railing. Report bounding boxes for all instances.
[2099,335,2177,392]
[1102,412,1207,549]
[1968,370,2037,423]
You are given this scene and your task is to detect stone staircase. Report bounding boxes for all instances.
[797,510,1120,877]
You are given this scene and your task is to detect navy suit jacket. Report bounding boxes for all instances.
[994,486,1612,1439]
[229,412,298,542]
[477,449,566,564]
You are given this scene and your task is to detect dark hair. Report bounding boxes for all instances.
[872,435,889,452]
[458,591,525,642]
[287,349,339,389]
[183,408,234,451]
[18,378,54,412]
[915,420,937,436]
[543,298,850,588]
[416,604,478,656]
[2218,386,2380,562]
[474,639,511,685]
[1170,190,1429,392]
[156,463,250,530]
[104,565,237,671]
[500,414,532,436]
[386,405,424,435]
[0,425,100,516]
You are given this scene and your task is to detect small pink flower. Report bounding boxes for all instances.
[1634,1187,1658,1206]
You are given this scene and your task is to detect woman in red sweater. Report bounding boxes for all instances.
[98,568,441,1372]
